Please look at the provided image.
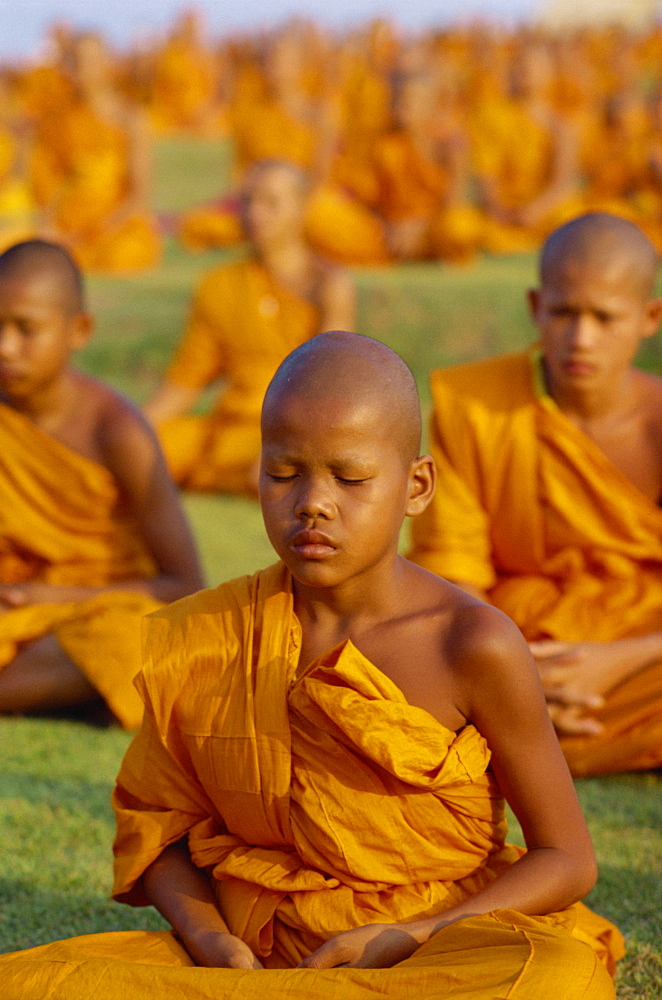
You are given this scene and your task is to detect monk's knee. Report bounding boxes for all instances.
[0,635,98,713]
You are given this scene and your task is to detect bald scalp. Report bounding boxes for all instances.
[0,240,85,315]
[245,158,311,199]
[540,213,658,298]
[262,330,422,462]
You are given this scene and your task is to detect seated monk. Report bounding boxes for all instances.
[369,70,482,264]
[29,32,162,274]
[0,331,622,997]
[409,212,662,778]
[145,160,355,496]
[179,24,392,267]
[471,42,582,254]
[0,240,203,727]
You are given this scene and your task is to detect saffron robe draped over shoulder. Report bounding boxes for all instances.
[0,402,162,727]
[409,349,662,777]
[156,256,319,493]
[0,562,622,998]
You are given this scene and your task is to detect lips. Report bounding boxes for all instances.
[562,358,596,376]
[290,529,336,558]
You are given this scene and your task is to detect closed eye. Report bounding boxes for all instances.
[336,477,368,485]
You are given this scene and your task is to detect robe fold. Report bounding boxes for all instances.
[409,349,662,776]
[157,256,319,493]
[0,402,162,727]
[0,562,622,997]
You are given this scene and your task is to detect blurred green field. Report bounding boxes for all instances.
[0,138,660,995]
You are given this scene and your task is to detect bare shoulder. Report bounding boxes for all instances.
[73,371,160,468]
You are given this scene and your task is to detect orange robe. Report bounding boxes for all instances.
[0,402,162,727]
[409,349,662,777]
[370,130,483,263]
[470,100,582,253]
[0,562,622,996]
[157,256,319,493]
[29,102,162,273]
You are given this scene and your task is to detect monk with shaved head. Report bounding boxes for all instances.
[0,330,622,996]
[410,211,662,777]
[0,239,203,726]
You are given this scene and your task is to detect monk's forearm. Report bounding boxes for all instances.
[406,847,596,945]
[142,842,231,957]
[608,633,662,687]
[144,382,200,424]
[1,576,197,606]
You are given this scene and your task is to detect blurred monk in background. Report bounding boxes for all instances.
[28,32,162,273]
[0,240,203,727]
[471,41,582,253]
[145,160,356,496]
[409,212,662,778]
[147,8,226,137]
[368,70,482,264]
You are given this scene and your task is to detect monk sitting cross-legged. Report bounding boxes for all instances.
[145,159,356,496]
[0,331,622,997]
[0,239,203,728]
[409,212,662,777]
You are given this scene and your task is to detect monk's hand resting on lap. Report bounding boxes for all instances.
[186,929,264,970]
[297,923,420,970]
[529,637,661,737]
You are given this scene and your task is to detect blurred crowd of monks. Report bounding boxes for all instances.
[3,10,662,272]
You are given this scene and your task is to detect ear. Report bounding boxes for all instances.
[527,287,541,322]
[405,454,436,518]
[69,311,94,351]
[642,297,662,338]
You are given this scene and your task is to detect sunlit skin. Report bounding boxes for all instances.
[142,332,598,972]
[0,240,203,716]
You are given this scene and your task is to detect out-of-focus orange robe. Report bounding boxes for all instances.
[409,349,662,777]
[148,38,220,135]
[0,562,622,997]
[0,126,35,252]
[156,256,319,493]
[370,130,483,262]
[29,103,162,273]
[471,102,582,253]
[0,402,162,727]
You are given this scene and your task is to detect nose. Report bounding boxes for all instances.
[567,314,598,352]
[293,476,334,521]
[0,323,21,359]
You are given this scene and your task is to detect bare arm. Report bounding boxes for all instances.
[143,381,202,424]
[318,267,357,333]
[142,841,263,969]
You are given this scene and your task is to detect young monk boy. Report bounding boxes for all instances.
[0,331,622,997]
[409,212,662,777]
[0,239,203,727]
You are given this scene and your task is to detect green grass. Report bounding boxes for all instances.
[1,138,660,996]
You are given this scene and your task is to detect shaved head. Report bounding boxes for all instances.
[540,213,658,298]
[0,240,85,315]
[244,159,311,199]
[263,331,422,462]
